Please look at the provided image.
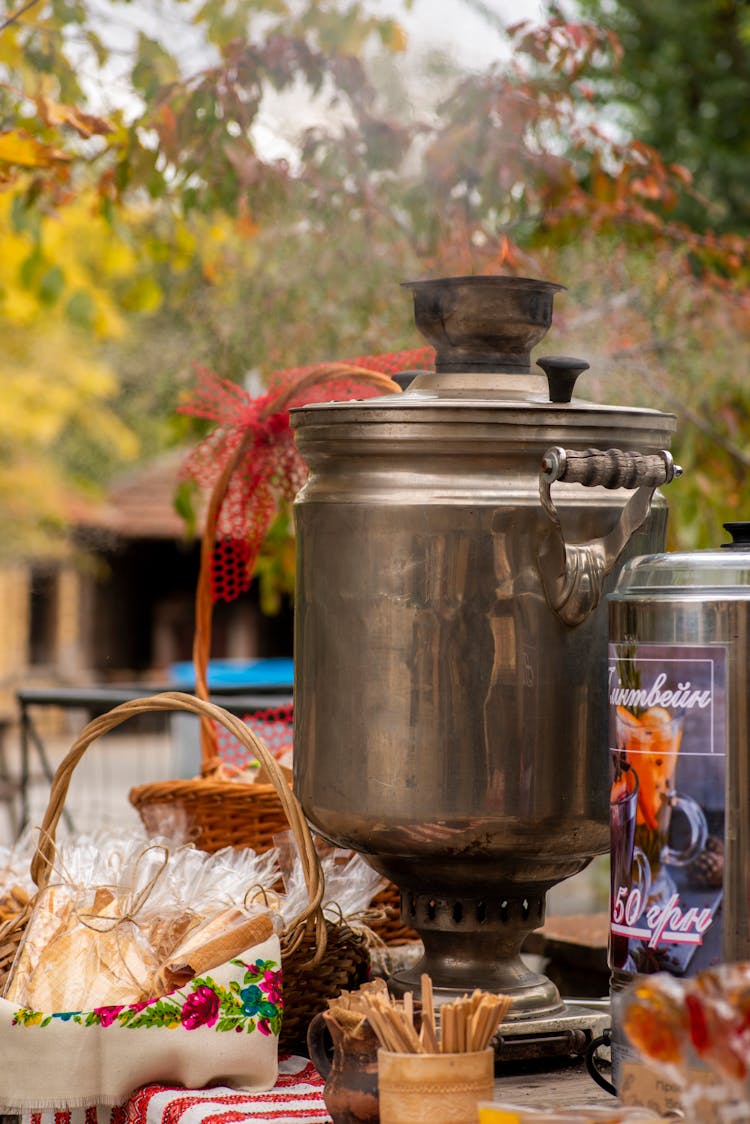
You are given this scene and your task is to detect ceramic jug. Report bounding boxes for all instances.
[306,1008,380,1124]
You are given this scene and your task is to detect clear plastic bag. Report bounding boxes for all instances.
[4,830,281,1012]
[273,830,386,929]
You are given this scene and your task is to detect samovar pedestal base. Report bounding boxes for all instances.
[389,889,564,1019]
[384,890,611,1063]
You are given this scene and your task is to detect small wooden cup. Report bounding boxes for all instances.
[377,1048,494,1124]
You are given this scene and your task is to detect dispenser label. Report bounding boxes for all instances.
[608,642,727,976]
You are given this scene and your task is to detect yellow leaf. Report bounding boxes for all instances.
[381,19,408,53]
[36,96,116,139]
[170,220,196,273]
[1,287,39,325]
[99,239,138,277]
[0,130,71,168]
[0,129,71,166]
[92,300,128,340]
[207,221,229,245]
[0,30,22,69]
[120,274,163,314]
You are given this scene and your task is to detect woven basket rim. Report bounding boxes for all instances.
[129,776,284,800]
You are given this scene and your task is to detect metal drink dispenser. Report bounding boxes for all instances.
[607,521,750,1088]
[291,275,682,1040]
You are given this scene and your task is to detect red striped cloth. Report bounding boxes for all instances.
[24,1056,329,1124]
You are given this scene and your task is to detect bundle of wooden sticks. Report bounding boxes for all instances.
[351,973,512,1055]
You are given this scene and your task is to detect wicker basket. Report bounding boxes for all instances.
[370,884,419,946]
[130,773,291,855]
[0,692,370,1053]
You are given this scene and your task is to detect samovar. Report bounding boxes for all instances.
[291,275,681,1036]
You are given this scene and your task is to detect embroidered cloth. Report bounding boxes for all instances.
[22,1055,329,1124]
[0,935,281,1112]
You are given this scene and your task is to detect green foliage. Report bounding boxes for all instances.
[0,0,410,558]
[572,0,750,233]
[0,0,748,573]
[253,507,295,616]
[543,235,750,551]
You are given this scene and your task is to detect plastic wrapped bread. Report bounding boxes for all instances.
[4,832,281,1012]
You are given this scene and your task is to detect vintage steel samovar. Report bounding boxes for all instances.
[291,275,681,1032]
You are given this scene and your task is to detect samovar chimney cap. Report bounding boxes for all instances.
[402,274,566,374]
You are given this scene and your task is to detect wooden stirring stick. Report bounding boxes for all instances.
[419,973,439,1053]
[403,990,414,1028]
[442,1001,456,1053]
[350,976,512,1056]
[366,1001,408,1054]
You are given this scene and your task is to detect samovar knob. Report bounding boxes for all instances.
[537,355,591,403]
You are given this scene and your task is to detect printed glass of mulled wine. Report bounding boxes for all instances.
[615,707,707,902]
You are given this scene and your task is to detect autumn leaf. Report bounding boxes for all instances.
[154,103,179,159]
[377,19,408,52]
[668,163,693,186]
[0,130,71,168]
[496,234,520,267]
[236,197,260,239]
[35,96,116,139]
[630,175,665,200]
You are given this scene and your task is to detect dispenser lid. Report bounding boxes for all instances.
[611,522,750,598]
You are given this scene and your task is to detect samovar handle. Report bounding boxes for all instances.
[538,447,682,627]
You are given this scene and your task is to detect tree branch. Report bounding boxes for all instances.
[0,0,42,34]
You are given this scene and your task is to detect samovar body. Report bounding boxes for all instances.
[291,276,679,1017]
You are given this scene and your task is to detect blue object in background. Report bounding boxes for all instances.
[169,658,295,690]
[168,658,294,778]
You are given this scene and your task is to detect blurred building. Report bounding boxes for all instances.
[0,450,293,718]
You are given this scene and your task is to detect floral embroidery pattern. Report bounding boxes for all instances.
[12,958,282,1037]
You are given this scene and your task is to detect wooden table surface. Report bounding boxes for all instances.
[492,1057,616,1109]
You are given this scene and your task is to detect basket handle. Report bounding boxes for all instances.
[192,365,402,767]
[29,691,326,945]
